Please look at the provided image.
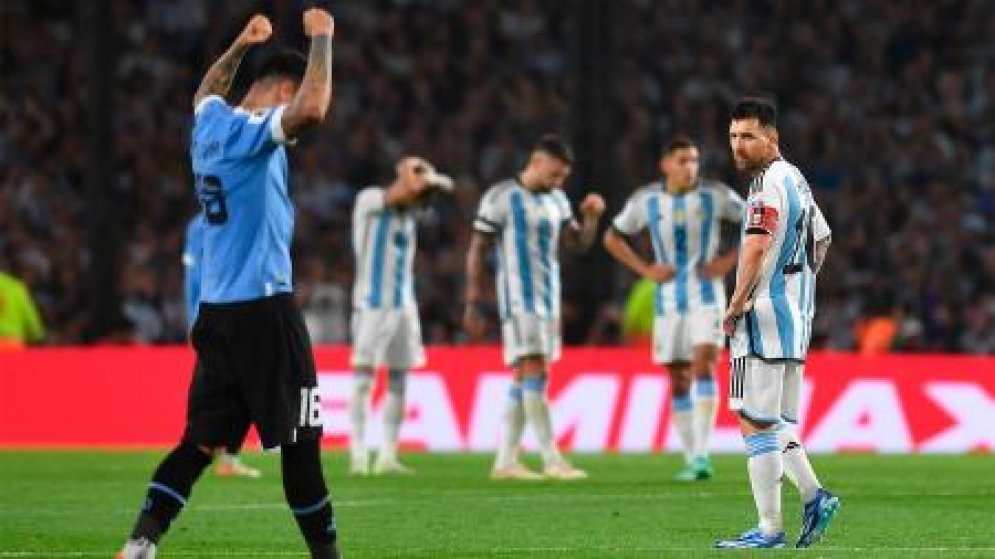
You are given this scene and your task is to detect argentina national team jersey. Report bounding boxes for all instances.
[182,213,205,328]
[731,159,831,361]
[352,188,417,310]
[613,181,745,315]
[474,179,574,320]
[190,95,296,304]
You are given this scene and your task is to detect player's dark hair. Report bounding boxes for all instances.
[532,134,575,165]
[254,48,307,85]
[661,135,697,157]
[731,97,778,128]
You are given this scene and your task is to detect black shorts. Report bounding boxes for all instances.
[186,293,323,449]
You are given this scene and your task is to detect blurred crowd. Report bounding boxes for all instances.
[1,0,993,353]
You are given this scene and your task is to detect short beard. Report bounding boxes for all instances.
[737,160,765,179]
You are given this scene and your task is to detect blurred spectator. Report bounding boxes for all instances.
[0,0,993,352]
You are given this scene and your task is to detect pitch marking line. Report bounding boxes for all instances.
[4,547,995,557]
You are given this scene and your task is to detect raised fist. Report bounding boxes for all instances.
[580,193,606,218]
[238,14,272,45]
[303,8,335,37]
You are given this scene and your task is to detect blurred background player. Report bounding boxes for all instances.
[119,10,340,559]
[715,98,838,550]
[465,134,605,481]
[603,137,743,481]
[348,156,454,476]
[182,212,261,479]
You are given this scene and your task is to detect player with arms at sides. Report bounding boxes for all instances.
[182,212,261,479]
[348,156,454,476]
[119,10,341,559]
[603,136,744,481]
[714,98,839,550]
[465,135,605,481]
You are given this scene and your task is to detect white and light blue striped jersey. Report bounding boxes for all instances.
[613,180,745,315]
[352,188,418,310]
[190,95,295,303]
[730,159,831,361]
[182,213,205,329]
[473,179,574,320]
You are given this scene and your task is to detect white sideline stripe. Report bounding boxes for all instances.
[0,492,761,517]
[4,547,995,557]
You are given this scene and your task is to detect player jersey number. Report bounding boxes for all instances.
[196,174,228,225]
[299,388,324,428]
[784,207,815,274]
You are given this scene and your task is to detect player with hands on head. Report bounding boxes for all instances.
[349,156,454,476]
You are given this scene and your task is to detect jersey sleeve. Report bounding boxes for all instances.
[554,189,576,226]
[612,192,647,235]
[194,97,292,160]
[474,186,507,234]
[745,170,785,235]
[720,187,747,222]
[354,189,387,216]
[812,201,831,242]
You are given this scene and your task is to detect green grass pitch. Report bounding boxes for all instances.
[1,451,994,558]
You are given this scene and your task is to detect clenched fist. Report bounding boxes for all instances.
[237,14,272,46]
[580,193,606,219]
[304,8,335,37]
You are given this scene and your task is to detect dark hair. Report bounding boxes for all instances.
[532,134,575,165]
[253,48,307,85]
[661,135,697,157]
[731,97,778,128]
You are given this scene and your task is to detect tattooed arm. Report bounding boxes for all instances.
[281,8,335,137]
[192,15,272,110]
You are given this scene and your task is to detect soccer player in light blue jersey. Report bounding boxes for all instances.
[348,156,454,476]
[715,98,839,550]
[465,135,605,481]
[119,10,340,559]
[182,213,261,479]
[604,136,744,482]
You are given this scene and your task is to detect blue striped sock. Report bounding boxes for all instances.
[672,394,692,412]
[695,377,716,398]
[744,431,780,457]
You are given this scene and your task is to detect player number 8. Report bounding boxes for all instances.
[195,174,228,225]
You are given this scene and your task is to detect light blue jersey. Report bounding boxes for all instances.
[182,213,205,328]
[473,179,575,320]
[730,159,831,361]
[190,95,295,303]
[613,181,745,315]
[352,188,418,310]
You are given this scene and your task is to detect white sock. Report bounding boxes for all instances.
[778,423,821,503]
[522,376,563,466]
[349,372,373,462]
[495,383,525,469]
[380,369,407,462]
[692,377,718,460]
[745,431,784,536]
[671,394,693,463]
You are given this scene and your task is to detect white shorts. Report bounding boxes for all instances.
[501,313,561,367]
[652,307,724,364]
[350,307,425,370]
[728,356,803,425]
